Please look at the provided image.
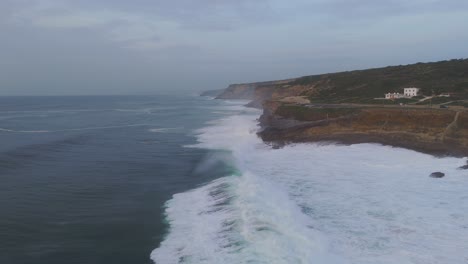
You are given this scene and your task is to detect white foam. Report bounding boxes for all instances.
[0,128,50,133]
[152,100,468,264]
[148,127,182,133]
[114,107,177,114]
[151,170,344,264]
[0,109,103,114]
[247,143,468,264]
[0,114,47,120]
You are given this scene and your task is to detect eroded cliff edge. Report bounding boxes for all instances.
[258,102,468,157]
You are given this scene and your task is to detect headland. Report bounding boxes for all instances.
[208,59,468,157]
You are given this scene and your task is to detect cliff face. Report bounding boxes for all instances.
[259,104,468,157]
[215,79,300,107]
[200,89,225,97]
[212,58,468,156]
[216,83,258,100]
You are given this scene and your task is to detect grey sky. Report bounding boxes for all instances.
[1,0,467,95]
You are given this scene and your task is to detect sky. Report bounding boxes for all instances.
[0,0,467,95]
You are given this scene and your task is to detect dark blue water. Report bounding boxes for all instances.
[0,95,231,264]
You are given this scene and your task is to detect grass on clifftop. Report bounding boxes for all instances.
[276,105,360,121]
[287,59,468,103]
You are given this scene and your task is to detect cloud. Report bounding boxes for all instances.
[0,0,467,95]
[266,0,468,24]
[75,0,274,28]
[4,0,468,34]
[5,0,275,31]
[4,2,162,50]
[1,0,275,52]
[31,12,113,29]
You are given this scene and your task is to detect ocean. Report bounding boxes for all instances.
[1,95,467,264]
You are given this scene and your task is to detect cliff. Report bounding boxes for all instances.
[215,58,468,107]
[215,79,298,107]
[200,89,225,97]
[213,58,468,156]
[259,103,468,157]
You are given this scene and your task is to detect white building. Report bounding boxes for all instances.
[403,88,420,97]
[385,92,405,99]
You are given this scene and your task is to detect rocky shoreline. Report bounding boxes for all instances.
[207,58,468,158]
[257,102,468,158]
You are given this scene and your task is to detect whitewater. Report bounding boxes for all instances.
[151,100,468,264]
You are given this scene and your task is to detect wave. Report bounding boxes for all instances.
[0,128,50,133]
[152,106,345,264]
[0,124,153,133]
[114,107,177,114]
[151,172,343,264]
[148,127,183,133]
[0,114,49,121]
[152,101,468,264]
[0,109,98,113]
[0,107,174,115]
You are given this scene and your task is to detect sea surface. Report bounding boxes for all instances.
[1,95,467,264]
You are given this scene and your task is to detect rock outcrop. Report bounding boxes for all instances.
[259,104,468,157]
[430,172,445,178]
[458,160,468,170]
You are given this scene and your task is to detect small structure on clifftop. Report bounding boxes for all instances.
[385,92,405,99]
[385,88,421,99]
[403,87,420,97]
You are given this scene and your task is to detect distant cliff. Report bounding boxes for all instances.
[200,89,225,97]
[215,79,297,107]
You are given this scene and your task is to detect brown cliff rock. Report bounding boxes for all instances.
[259,103,468,157]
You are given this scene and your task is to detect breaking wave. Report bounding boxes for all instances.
[151,101,468,264]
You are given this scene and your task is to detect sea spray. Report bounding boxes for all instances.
[152,100,468,264]
[151,106,345,263]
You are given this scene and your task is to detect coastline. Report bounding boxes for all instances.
[257,102,468,158]
[206,58,468,158]
[200,92,468,158]
[155,96,468,263]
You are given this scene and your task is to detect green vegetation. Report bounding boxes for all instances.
[415,97,454,105]
[287,59,468,103]
[386,98,419,105]
[447,101,468,108]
